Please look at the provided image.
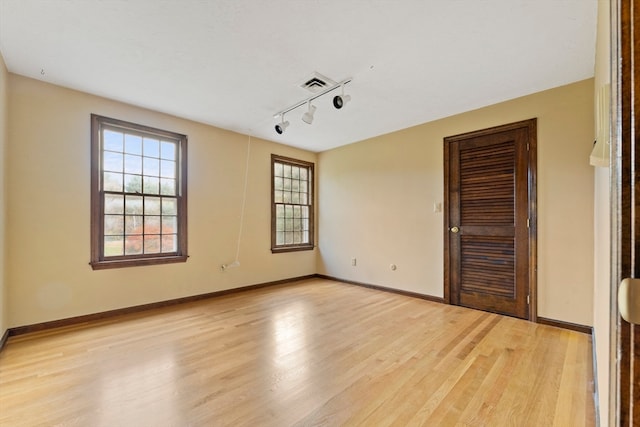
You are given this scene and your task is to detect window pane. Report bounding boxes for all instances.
[145,215,161,234]
[274,190,283,203]
[302,231,309,243]
[124,154,142,174]
[104,215,124,236]
[143,157,160,176]
[292,192,300,204]
[160,178,176,196]
[160,160,176,178]
[162,198,177,215]
[283,164,291,178]
[162,234,177,252]
[283,178,291,190]
[160,141,176,160]
[302,218,309,231]
[285,232,293,244]
[285,219,293,231]
[143,138,160,158]
[104,236,123,256]
[276,204,284,218]
[302,206,309,219]
[124,174,142,193]
[293,231,301,244]
[125,134,142,155]
[274,162,283,177]
[125,215,143,235]
[143,176,160,194]
[162,216,177,233]
[285,205,293,218]
[144,235,161,254]
[145,196,161,215]
[293,206,300,218]
[299,168,307,180]
[276,218,284,232]
[276,231,284,245]
[292,167,300,179]
[274,177,283,190]
[103,172,123,192]
[104,130,123,152]
[125,236,143,255]
[300,193,308,205]
[105,194,124,214]
[125,195,143,214]
[283,191,291,203]
[292,179,299,192]
[104,151,123,172]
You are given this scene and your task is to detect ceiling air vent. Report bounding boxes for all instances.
[300,72,337,94]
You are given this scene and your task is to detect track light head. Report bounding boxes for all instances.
[333,84,351,109]
[302,102,316,124]
[275,115,289,134]
[333,94,351,109]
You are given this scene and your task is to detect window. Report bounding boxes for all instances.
[271,154,314,253]
[90,114,188,269]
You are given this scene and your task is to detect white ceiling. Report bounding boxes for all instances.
[0,0,597,152]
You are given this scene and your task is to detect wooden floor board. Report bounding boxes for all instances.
[0,278,595,426]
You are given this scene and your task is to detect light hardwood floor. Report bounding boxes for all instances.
[0,278,595,426]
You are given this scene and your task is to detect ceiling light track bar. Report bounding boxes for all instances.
[274,78,352,119]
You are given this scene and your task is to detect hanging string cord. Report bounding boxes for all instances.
[234,135,251,263]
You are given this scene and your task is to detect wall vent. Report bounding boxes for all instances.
[300,72,337,93]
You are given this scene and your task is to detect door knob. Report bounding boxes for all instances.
[619,278,640,324]
[450,226,460,233]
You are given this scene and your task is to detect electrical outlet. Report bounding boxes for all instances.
[351,258,357,266]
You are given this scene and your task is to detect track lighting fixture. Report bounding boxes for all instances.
[273,78,352,134]
[302,101,316,124]
[275,114,289,134]
[333,84,351,109]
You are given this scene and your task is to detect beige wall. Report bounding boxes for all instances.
[4,66,596,335]
[6,74,317,328]
[593,0,611,425]
[318,79,595,326]
[0,53,8,338]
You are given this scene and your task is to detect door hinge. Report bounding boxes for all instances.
[527,295,530,305]
[527,218,530,228]
[527,143,530,150]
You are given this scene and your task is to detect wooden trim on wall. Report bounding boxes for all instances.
[537,317,592,335]
[319,274,588,334]
[0,329,9,352]
[443,139,452,305]
[527,119,538,323]
[6,275,317,338]
[316,274,445,304]
[1,273,591,355]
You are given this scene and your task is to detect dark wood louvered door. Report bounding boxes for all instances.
[444,119,536,319]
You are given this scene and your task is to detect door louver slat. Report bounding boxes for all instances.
[460,141,515,226]
[461,235,515,297]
